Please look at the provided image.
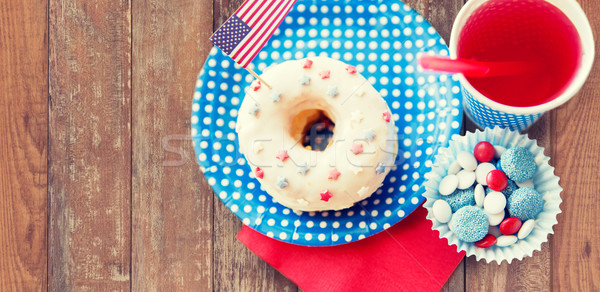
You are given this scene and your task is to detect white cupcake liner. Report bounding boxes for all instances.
[422,126,562,264]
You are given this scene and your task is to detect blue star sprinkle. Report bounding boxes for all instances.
[297,164,310,175]
[327,86,339,98]
[299,75,310,85]
[270,90,281,102]
[276,176,289,189]
[364,129,376,141]
[248,103,259,116]
[375,163,386,175]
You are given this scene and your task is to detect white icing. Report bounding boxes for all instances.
[236,57,398,211]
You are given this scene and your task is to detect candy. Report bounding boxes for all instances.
[495,159,503,171]
[448,161,462,175]
[319,69,331,79]
[474,184,485,207]
[456,151,478,171]
[443,186,476,213]
[320,189,333,202]
[350,143,364,155]
[486,179,518,199]
[474,234,497,248]
[487,209,505,226]
[328,168,341,180]
[474,141,495,162]
[500,146,537,182]
[486,169,508,191]
[432,200,453,223]
[475,162,496,185]
[483,191,507,214]
[496,235,518,247]
[493,145,506,160]
[449,206,489,242]
[507,187,544,221]
[457,170,476,189]
[517,219,535,239]
[439,174,459,196]
[516,179,535,188]
[276,150,289,162]
[499,217,522,235]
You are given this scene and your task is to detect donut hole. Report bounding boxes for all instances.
[290,109,335,151]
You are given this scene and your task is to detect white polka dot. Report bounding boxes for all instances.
[345,234,352,242]
[305,233,312,241]
[318,234,326,241]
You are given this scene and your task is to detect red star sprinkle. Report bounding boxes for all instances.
[328,168,341,180]
[276,150,289,162]
[319,70,331,79]
[350,143,364,155]
[346,65,357,74]
[320,189,333,202]
[250,80,261,91]
[255,167,264,179]
[302,59,313,69]
[382,111,391,123]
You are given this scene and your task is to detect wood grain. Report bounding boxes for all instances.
[0,0,48,290]
[131,0,215,290]
[48,0,132,290]
[552,1,600,289]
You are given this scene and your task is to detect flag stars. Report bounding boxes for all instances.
[327,86,339,98]
[300,75,311,85]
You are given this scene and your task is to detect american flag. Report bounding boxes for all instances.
[210,0,297,68]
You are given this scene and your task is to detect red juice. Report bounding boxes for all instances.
[457,0,582,107]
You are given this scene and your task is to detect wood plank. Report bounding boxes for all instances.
[131,0,214,290]
[211,0,297,290]
[48,0,131,290]
[552,0,600,289]
[0,0,48,290]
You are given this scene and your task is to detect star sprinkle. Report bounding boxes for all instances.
[327,86,339,98]
[270,90,281,102]
[320,189,333,202]
[302,59,313,69]
[364,129,376,141]
[254,142,264,153]
[357,186,370,197]
[297,163,310,175]
[319,70,331,79]
[354,89,366,97]
[250,80,261,91]
[299,75,310,85]
[276,150,289,162]
[350,143,364,155]
[382,111,391,122]
[297,198,310,206]
[276,176,288,189]
[248,103,259,116]
[255,167,264,179]
[346,65,357,74]
[376,163,386,175]
[349,165,363,175]
[350,110,364,124]
[328,168,341,180]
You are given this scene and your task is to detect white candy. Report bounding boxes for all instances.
[475,162,496,186]
[496,235,518,247]
[432,200,453,223]
[484,191,506,214]
[439,174,459,196]
[518,219,535,239]
[516,179,535,188]
[474,184,485,207]
[487,209,505,226]
[493,146,507,160]
[448,161,462,175]
[456,151,478,171]
[456,170,476,189]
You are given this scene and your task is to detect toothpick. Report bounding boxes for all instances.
[245,67,272,90]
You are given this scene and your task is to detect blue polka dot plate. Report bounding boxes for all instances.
[192,0,463,246]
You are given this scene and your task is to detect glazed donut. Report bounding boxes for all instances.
[236,57,398,211]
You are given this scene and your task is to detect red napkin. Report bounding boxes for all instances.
[237,206,465,292]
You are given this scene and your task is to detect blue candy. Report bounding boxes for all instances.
[507,187,544,221]
[486,179,518,199]
[495,159,503,171]
[450,206,489,242]
[443,187,475,213]
[500,146,537,182]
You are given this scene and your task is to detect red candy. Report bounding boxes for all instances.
[474,141,495,162]
[474,234,497,248]
[255,167,264,179]
[499,217,522,235]
[487,169,508,191]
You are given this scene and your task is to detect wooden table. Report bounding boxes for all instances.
[1,0,599,291]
